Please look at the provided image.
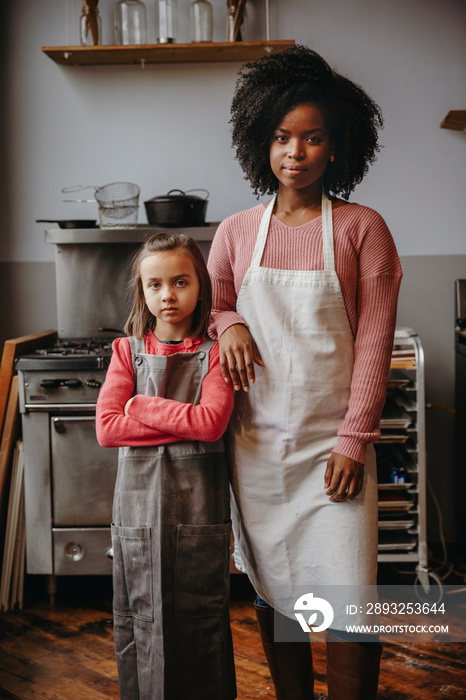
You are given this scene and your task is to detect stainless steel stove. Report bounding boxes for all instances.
[17,225,215,585]
[17,338,113,405]
[16,337,119,579]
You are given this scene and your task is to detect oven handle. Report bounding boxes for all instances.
[25,403,97,412]
[52,415,96,433]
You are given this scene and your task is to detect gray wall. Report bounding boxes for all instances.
[396,256,465,544]
[1,0,465,263]
[1,0,465,544]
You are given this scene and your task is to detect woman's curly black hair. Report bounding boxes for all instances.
[230,44,384,199]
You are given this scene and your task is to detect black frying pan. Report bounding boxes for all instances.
[36,219,97,229]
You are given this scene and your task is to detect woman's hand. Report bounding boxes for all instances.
[324,452,364,502]
[219,324,264,392]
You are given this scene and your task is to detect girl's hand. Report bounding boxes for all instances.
[324,452,364,502]
[124,396,135,416]
[219,324,264,392]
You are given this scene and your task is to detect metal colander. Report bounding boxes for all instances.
[95,182,140,228]
[62,182,140,228]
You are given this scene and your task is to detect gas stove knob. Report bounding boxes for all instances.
[85,378,102,388]
[64,378,82,388]
[40,379,60,388]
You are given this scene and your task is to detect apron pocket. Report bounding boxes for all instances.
[111,524,154,622]
[174,521,231,619]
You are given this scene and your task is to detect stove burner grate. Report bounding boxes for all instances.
[34,339,114,357]
[15,338,116,371]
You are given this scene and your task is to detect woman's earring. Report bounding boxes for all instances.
[329,155,335,163]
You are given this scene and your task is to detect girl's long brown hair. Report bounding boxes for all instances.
[124,233,212,340]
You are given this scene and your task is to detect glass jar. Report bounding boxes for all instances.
[115,0,147,45]
[190,0,213,43]
[80,6,102,45]
[155,0,177,44]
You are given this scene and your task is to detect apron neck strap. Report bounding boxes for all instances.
[129,336,146,354]
[251,193,335,272]
[197,337,215,354]
[321,194,335,271]
[250,195,276,269]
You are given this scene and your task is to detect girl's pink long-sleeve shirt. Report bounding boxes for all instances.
[207,202,402,464]
[96,333,234,448]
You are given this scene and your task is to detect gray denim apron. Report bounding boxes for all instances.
[111,337,236,700]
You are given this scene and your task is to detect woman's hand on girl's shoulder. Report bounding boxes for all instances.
[219,324,264,392]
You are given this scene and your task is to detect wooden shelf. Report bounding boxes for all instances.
[440,110,466,131]
[41,40,295,67]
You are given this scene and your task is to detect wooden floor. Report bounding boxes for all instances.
[0,573,465,699]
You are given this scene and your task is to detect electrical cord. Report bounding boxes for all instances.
[389,401,466,592]
[392,456,465,585]
[424,476,466,585]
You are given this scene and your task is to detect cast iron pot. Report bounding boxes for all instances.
[144,189,209,227]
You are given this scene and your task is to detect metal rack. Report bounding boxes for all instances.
[377,329,429,581]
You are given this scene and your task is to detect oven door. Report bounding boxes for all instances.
[51,415,118,526]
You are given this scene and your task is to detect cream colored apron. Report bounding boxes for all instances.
[229,194,378,622]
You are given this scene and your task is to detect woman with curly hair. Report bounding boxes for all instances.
[207,45,402,699]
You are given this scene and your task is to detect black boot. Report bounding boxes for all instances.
[326,630,382,699]
[254,602,315,700]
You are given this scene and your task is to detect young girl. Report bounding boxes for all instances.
[207,45,402,699]
[96,233,236,700]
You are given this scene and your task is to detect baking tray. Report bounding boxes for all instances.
[378,483,414,490]
[378,529,417,550]
[378,501,414,511]
[380,397,412,429]
[378,541,417,551]
[387,388,417,411]
[387,372,412,388]
[377,431,409,443]
[378,519,415,530]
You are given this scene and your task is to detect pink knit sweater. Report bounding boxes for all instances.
[96,333,234,447]
[207,202,402,464]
